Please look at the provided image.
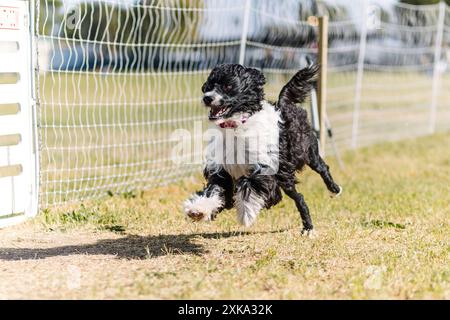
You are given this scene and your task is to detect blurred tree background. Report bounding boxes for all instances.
[400,0,450,5]
[254,0,358,48]
[36,0,448,71]
[39,0,203,70]
[37,0,62,35]
[60,0,201,44]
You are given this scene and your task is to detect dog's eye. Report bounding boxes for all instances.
[223,84,232,92]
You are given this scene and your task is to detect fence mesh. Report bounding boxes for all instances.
[35,0,450,206]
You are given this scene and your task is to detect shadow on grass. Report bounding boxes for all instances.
[0,229,288,261]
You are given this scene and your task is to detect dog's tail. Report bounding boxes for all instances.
[277,64,319,109]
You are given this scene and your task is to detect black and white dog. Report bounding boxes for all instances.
[183,63,342,234]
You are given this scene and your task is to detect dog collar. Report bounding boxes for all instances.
[216,113,250,129]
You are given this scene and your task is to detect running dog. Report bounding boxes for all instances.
[183,63,342,235]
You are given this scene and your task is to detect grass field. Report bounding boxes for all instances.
[0,132,448,299]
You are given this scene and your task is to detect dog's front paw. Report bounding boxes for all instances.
[185,209,206,222]
[183,193,222,222]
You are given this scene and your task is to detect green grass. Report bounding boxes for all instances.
[0,132,448,299]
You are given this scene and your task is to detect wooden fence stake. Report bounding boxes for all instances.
[317,15,328,156]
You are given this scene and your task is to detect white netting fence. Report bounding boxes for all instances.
[35,0,450,206]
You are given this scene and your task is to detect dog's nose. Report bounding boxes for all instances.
[203,96,213,106]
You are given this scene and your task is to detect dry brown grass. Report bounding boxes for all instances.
[0,133,449,299]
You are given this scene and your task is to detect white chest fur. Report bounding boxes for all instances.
[205,101,281,180]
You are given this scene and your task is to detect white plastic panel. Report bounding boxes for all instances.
[0,0,37,227]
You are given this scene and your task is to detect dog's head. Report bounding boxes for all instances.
[201,64,266,127]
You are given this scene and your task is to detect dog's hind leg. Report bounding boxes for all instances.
[184,168,234,222]
[307,142,342,197]
[235,172,281,227]
[282,185,314,234]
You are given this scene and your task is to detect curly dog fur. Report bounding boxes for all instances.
[184,63,342,234]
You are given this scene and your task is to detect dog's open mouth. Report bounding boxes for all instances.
[208,105,230,120]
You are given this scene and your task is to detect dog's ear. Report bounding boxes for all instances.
[245,67,266,87]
